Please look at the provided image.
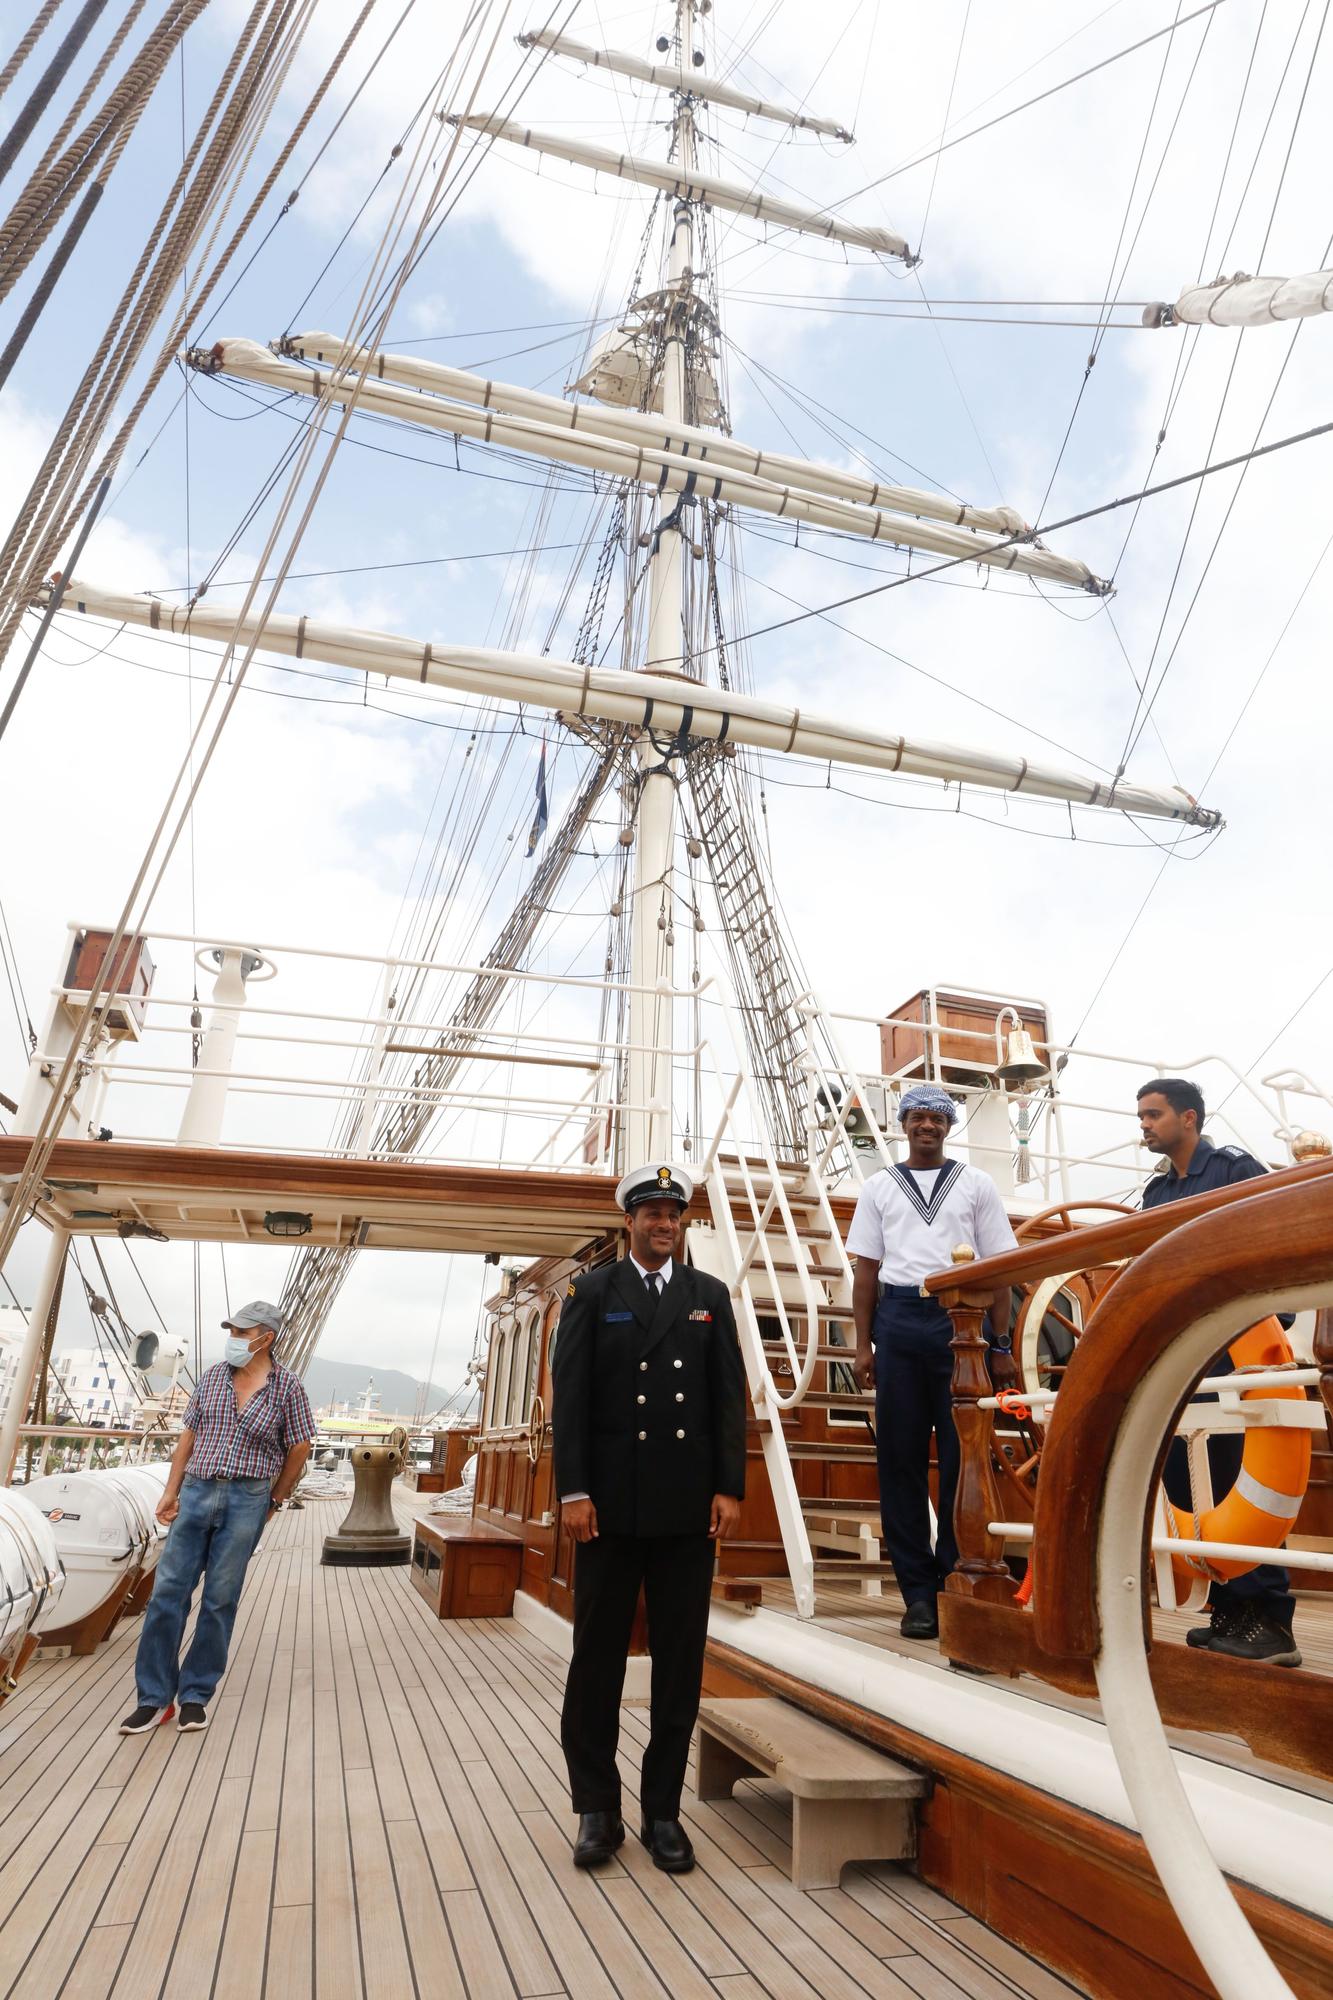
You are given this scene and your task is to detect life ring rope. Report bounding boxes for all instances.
[1166,1315,1312,1591]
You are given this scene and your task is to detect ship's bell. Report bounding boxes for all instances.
[995,1026,1048,1086]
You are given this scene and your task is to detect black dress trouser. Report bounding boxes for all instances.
[561,1531,716,1821]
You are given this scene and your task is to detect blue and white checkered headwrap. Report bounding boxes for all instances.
[897,1084,959,1127]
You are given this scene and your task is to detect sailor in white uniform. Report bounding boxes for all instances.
[848,1084,1018,1638]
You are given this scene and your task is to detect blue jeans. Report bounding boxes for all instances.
[135,1473,271,1706]
[873,1292,959,1606]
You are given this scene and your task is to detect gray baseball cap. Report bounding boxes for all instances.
[222,1300,286,1333]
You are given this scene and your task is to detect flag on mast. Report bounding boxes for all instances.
[527,737,549,856]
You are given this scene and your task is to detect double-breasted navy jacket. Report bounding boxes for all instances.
[551,1257,747,1538]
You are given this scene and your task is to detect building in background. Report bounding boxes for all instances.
[49,1345,130,1427]
[0,1306,27,1429]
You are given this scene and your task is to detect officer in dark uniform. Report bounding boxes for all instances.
[1137,1078,1300,1666]
[552,1162,746,1873]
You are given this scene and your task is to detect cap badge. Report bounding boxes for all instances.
[657,1166,672,1185]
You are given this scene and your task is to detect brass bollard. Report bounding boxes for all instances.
[321,1442,412,1567]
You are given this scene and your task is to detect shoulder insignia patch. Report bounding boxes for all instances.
[566,1282,577,1297]
[1219,1145,1245,1158]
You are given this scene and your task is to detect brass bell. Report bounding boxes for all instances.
[1291,1129,1332,1161]
[995,1025,1048,1086]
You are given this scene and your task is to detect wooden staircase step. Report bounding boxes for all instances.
[783,1390,874,1410]
[762,1342,860,1361]
[757,1259,847,1278]
[724,1559,899,1582]
[783,1440,878,1462]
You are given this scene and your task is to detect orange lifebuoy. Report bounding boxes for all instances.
[1168,1316,1311,1590]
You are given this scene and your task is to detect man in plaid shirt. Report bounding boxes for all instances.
[119,1300,315,1735]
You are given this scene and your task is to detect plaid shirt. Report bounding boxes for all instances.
[182,1361,316,1482]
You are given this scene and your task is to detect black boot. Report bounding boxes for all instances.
[1208,1607,1301,1668]
[900,1598,939,1640]
[1185,1601,1243,1650]
[572,1810,625,1868]
[639,1817,695,1873]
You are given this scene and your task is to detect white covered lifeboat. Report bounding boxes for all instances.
[22,1465,166,1640]
[0,1488,65,1684]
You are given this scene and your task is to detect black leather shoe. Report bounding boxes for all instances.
[639,1817,695,1873]
[900,1598,939,1640]
[572,1811,625,1869]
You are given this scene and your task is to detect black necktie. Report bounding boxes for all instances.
[644,1271,662,1298]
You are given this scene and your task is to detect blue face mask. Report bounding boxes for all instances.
[224,1334,259,1368]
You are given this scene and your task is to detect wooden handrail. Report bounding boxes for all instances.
[1028,1171,1333,1661]
[923,1152,1333,1300]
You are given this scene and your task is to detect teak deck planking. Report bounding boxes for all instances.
[0,1499,1087,2000]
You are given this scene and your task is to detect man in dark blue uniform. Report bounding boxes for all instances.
[1137,1078,1300,1666]
[552,1163,747,1873]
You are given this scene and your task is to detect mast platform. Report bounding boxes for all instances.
[0,1139,627,1260]
[0,1495,1087,2000]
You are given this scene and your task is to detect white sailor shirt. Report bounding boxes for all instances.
[844,1160,1017,1286]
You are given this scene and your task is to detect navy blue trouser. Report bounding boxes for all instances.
[1164,1427,1294,1626]
[872,1291,959,1606]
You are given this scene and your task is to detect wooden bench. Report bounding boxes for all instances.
[409,1517,522,1620]
[696,1697,928,1888]
[803,1505,885,1597]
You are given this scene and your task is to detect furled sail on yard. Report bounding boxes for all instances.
[53,581,1218,826]
[515,29,854,140]
[1145,268,1333,328]
[192,339,1096,588]
[448,114,911,258]
[278,329,1028,536]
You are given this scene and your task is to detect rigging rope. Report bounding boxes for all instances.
[0,0,64,108]
[0,0,112,191]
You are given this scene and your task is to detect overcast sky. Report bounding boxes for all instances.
[2,0,1331,1389]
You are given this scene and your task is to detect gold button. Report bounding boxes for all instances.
[638,1430,647,1441]
[676,1429,685,1439]
[637,1394,646,1405]
[675,1392,684,1403]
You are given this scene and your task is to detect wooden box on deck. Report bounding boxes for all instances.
[410,1516,522,1620]
[881,988,1050,1083]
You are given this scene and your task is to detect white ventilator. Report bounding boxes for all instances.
[516,29,854,141]
[279,330,1027,536]
[1145,269,1333,328]
[194,339,1094,589]
[449,113,910,258]
[53,579,1220,827]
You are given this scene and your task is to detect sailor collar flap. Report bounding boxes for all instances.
[889,1156,965,1225]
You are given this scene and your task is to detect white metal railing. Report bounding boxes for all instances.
[18,923,782,1176]
[693,998,861,1619]
[796,985,1317,1211]
[15,1423,181,1478]
[1086,1272,1333,2000]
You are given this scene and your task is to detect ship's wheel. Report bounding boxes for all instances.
[991,1203,1137,1508]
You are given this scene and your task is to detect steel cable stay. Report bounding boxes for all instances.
[1109,0,1331,760]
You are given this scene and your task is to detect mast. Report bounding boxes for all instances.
[628,0,697,1167]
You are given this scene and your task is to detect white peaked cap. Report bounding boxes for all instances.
[615,1163,694,1212]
